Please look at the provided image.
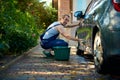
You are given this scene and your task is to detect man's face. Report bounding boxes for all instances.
[62,16,70,25]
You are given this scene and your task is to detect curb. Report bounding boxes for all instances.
[0,45,38,71]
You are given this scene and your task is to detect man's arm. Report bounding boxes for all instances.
[65,22,79,28]
[56,25,80,41]
[65,19,84,28]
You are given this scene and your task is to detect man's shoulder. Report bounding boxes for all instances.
[52,21,60,24]
[49,21,60,26]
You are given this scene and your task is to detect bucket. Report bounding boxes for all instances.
[53,46,71,61]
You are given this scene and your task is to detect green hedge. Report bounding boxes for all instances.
[0,0,57,57]
[0,0,39,56]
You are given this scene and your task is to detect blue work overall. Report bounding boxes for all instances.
[40,25,68,49]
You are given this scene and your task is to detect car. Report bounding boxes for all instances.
[74,0,120,75]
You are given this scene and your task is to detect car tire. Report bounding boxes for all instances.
[76,48,84,56]
[93,31,107,74]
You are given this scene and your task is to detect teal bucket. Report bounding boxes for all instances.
[53,46,71,61]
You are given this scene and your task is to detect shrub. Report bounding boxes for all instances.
[8,30,38,54]
[0,0,39,55]
[0,41,9,57]
[0,0,57,56]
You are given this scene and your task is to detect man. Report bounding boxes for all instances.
[40,14,83,56]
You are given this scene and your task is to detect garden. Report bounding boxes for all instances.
[0,0,57,57]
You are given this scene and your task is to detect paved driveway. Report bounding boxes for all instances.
[0,45,115,80]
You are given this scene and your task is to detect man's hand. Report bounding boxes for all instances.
[78,19,84,25]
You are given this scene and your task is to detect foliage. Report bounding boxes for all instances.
[0,0,39,56]
[26,0,58,29]
[15,0,58,30]
[8,30,38,54]
[0,0,57,57]
[0,41,9,57]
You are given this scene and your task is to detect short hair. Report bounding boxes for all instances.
[61,14,70,19]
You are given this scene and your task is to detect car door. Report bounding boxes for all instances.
[84,0,107,22]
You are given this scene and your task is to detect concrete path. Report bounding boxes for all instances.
[0,45,113,80]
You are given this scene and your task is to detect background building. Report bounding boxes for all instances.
[52,0,92,46]
[52,0,92,22]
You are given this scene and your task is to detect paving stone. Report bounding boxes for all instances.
[0,45,117,80]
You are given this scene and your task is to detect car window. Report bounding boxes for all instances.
[85,0,101,15]
[92,0,102,8]
[85,0,94,14]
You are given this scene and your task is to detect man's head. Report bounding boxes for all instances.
[60,14,70,26]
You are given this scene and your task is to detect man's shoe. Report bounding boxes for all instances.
[43,50,54,57]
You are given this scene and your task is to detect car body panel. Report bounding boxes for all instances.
[85,0,120,56]
[75,0,120,74]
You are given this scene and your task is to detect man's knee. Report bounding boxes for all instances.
[63,42,68,46]
[55,41,68,46]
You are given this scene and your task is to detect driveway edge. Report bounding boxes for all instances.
[0,45,38,71]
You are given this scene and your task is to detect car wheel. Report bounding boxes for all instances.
[94,31,106,74]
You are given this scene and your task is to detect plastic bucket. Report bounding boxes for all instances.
[53,46,71,61]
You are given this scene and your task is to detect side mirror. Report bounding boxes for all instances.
[74,11,84,19]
